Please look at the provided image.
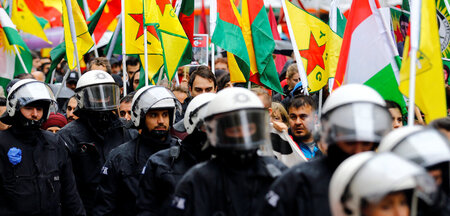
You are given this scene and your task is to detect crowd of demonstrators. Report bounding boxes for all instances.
[1,52,450,216]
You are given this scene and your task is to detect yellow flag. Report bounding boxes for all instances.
[125,0,161,55]
[12,0,51,44]
[286,1,342,92]
[124,0,163,82]
[143,0,189,80]
[399,0,446,123]
[62,0,94,70]
[228,52,247,82]
[138,54,164,84]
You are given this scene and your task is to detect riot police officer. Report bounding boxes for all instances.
[168,87,287,216]
[137,93,216,216]
[58,70,137,215]
[93,86,180,215]
[258,84,393,216]
[378,126,450,215]
[329,152,436,216]
[0,79,85,215]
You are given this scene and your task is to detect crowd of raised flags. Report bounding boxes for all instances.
[0,0,448,123]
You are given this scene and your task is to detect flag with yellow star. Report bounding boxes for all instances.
[285,0,342,92]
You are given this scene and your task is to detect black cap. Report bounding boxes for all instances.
[66,71,80,84]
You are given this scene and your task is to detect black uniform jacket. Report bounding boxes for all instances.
[58,117,137,215]
[93,134,178,216]
[137,133,210,216]
[0,128,85,216]
[257,156,336,216]
[168,156,287,216]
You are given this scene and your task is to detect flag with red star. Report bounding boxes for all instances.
[143,0,190,81]
[285,1,342,92]
[125,0,164,84]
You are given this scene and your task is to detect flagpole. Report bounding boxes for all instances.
[66,0,83,77]
[210,0,217,75]
[7,0,28,74]
[143,25,149,86]
[13,45,28,73]
[106,15,122,60]
[121,0,127,96]
[50,69,56,84]
[281,0,309,95]
[328,0,339,94]
[55,68,71,98]
[407,0,421,126]
[157,66,164,85]
[82,0,99,57]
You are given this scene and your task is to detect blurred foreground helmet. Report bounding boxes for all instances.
[4,79,56,127]
[378,126,450,193]
[184,93,216,134]
[329,152,436,216]
[131,85,180,128]
[321,84,391,146]
[204,87,270,151]
[75,70,119,111]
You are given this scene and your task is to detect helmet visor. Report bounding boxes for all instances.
[133,87,181,116]
[351,153,436,205]
[10,82,56,108]
[80,84,119,111]
[392,129,450,168]
[322,103,391,144]
[206,109,270,151]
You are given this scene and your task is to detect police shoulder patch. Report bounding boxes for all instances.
[265,190,280,207]
[171,196,186,210]
[101,166,108,175]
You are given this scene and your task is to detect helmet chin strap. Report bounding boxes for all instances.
[148,129,169,140]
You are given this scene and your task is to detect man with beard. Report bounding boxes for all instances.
[58,70,137,215]
[93,86,180,216]
[287,95,321,160]
[136,93,216,216]
[65,96,78,123]
[258,84,393,216]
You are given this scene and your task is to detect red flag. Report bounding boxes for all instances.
[198,0,207,34]
[268,5,286,74]
[86,0,121,43]
[24,0,62,27]
[178,0,194,44]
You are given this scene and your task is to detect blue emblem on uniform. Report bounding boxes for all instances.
[8,147,22,165]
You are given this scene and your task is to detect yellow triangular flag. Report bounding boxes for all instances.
[12,0,51,44]
[399,0,446,123]
[144,0,189,80]
[62,0,94,70]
